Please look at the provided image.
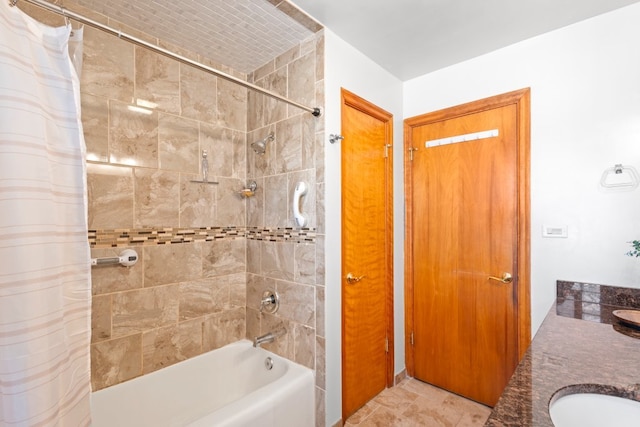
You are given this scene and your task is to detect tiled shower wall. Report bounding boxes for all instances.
[245,32,327,426]
[18,2,326,423]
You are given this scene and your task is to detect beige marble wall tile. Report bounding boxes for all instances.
[179,278,229,321]
[17,2,65,26]
[248,127,276,177]
[247,89,265,132]
[109,101,159,169]
[81,93,109,162]
[275,45,300,70]
[253,60,275,82]
[264,174,288,228]
[158,114,199,173]
[180,65,217,123]
[202,239,246,278]
[135,47,180,114]
[112,285,179,337]
[90,247,143,294]
[263,68,288,125]
[245,177,264,228]
[260,313,293,359]
[302,113,316,170]
[314,83,325,133]
[91,294,111,343]
[81,26,134,102]
[300,36,316,57]
[275,280,315,327]
[276,116,302,173]
[315,32,325,82]
[293,323,315,369]
[142,319,203,374]
[287,52,315,109]
[215,178,246,225]
[199,123,245,179]
[245,307,261,340]
[316,182,325,234]
[315,387,326,427]
[246,273,263,310]
[288,169,316,228]
[261,241,294,281]
[91,333,142,391]
[143,243,202,287]
[294,243,316,285]
[87,163,134,229]
[133,169,180,227]
[228,272,247,308]
[247,239,263,274]
[316,285,325,338]
[315,235,325,287]
[179,173,216,228]
[202,307,246,351]
[216,79,247,132]
[315,131,325,181]
[316,336,326,389]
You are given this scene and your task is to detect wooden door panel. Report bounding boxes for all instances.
[410,102,520,406]
[341,89,394,420]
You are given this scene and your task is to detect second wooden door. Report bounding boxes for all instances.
[405,89,530,406]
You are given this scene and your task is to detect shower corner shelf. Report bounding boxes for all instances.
[189,180,219,185]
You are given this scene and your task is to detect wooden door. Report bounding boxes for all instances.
[341,88,394,420]
[404,89,531,407]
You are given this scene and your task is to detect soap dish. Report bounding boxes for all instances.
[238,181,257,198]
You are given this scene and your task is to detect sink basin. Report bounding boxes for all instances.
[549,392,640,427]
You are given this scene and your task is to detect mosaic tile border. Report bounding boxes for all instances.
[89,226,316,248]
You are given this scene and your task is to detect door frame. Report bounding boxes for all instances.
[341,88,395,414]
[403,88,531,377]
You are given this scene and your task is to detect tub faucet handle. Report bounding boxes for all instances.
[260,290,279,314]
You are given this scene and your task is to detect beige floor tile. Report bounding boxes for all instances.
[345,377,492,427]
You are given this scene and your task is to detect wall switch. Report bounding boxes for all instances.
[542,225,568,238]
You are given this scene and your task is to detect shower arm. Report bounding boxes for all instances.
[10,0,322,117]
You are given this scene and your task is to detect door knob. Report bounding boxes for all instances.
[488,272,513,284]
[346,273,366,284]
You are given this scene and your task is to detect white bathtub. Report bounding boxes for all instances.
[91,340,315,427]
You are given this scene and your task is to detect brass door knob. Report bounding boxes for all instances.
[346,273,366,284]
[488,272,513,284]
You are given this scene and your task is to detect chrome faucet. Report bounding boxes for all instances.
[253,328,286,348]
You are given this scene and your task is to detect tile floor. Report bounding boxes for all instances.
[345,378,492,427]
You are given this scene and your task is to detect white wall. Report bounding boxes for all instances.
[404,3,640,336]
[323,29,404,426]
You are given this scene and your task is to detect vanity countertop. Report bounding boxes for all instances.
[485,281,640,426]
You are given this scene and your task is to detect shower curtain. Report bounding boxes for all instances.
[0,2,91,426]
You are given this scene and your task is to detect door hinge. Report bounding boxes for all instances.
[384,144,392,158]
[408,147,418,161]
[410,331,414,346]
[385,337,389,353]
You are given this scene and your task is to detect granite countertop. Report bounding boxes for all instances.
[485,281,640,426]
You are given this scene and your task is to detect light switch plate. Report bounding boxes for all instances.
[542,225,568,238]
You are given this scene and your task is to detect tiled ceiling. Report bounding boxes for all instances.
[71,0,320,73]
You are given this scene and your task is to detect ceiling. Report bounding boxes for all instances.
[62,0,640,80]
[289,0,640,80]
[70,0,318,74]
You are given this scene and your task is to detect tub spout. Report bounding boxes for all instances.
[253,328,286,348]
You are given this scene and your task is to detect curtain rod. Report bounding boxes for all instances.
[10,0,322,117]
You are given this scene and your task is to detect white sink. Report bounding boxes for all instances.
[549,392,640,427]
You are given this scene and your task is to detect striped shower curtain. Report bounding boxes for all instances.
[0,2,92,426]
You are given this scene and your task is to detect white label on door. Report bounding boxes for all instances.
[425,129,499,148]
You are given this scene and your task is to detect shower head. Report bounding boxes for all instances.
[251,132,274,155]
